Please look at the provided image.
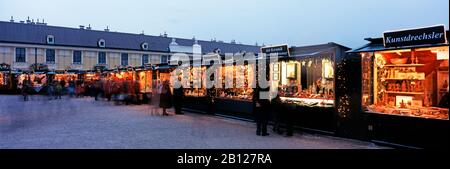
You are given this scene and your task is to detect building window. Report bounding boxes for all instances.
[46,49,55,63]
[98,52,107,64]
[121,53,128,66]
[161,55,169,64]
[47,35,55,44]
[15,48,26,63]
[142,54,149,65]
[73,50,82,64]
[141,42,149,50]
[98,39,106,48]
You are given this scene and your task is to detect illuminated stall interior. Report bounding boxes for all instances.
[177,65,207,97]
[109,70,136,81]
[54,73,77,83]
[273,55,335,107]
[85,72,101,82]
[17,73,47,90]
[215,61,255,100]
[137,70,153,93]
[362,46,449,120]
[0,72,8,87]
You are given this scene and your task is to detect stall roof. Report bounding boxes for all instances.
[289,42,351,59]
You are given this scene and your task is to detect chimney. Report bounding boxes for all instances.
[163,31,168,37]
[79,25,85,29]
[26,16,31,24]
[104,26,110,32]
[10,16,14,22]
[87,24,92,30]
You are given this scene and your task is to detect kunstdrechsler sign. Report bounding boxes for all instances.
[261,45,290,58]
[383,25,447,48]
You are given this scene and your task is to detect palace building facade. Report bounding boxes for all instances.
[0,20,260,72]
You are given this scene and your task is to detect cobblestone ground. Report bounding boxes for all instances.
[0,95,386,149]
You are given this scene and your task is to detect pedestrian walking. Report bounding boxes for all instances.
[150,80,161,115]
[159,80,172,116]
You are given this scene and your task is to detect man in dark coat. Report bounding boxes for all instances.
[253,87,271,136]
[173,77,184,115]
[206,86,216,115]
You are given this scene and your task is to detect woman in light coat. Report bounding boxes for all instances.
[150,80,162,115]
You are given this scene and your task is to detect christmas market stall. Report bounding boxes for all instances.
[264,43,350,133]
[177,58,211,113]
[135,64,154,103]
[211,53,257,118]
[0,63,13,93]
[344,25,449,148]
[15,63,50,94]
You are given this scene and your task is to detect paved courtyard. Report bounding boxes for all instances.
[0,95,386,149]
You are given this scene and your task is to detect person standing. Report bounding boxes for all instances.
[68,80,75,97]
[270,89,294,137]
[22,75,31,101]
[253,87,271,136]
[206,86,216,115]
[159,80,173,116]
[173,77,184,115]
[47,80,55,100]
[60,79,67,95]
[55,81,62,99]
[271,90,284,135]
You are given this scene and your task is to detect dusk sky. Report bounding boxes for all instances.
[0,0,449,48]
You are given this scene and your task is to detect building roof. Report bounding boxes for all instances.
[0,21,260,54]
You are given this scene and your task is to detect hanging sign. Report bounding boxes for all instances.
[261,45,290,58]
[383,25,447,48]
